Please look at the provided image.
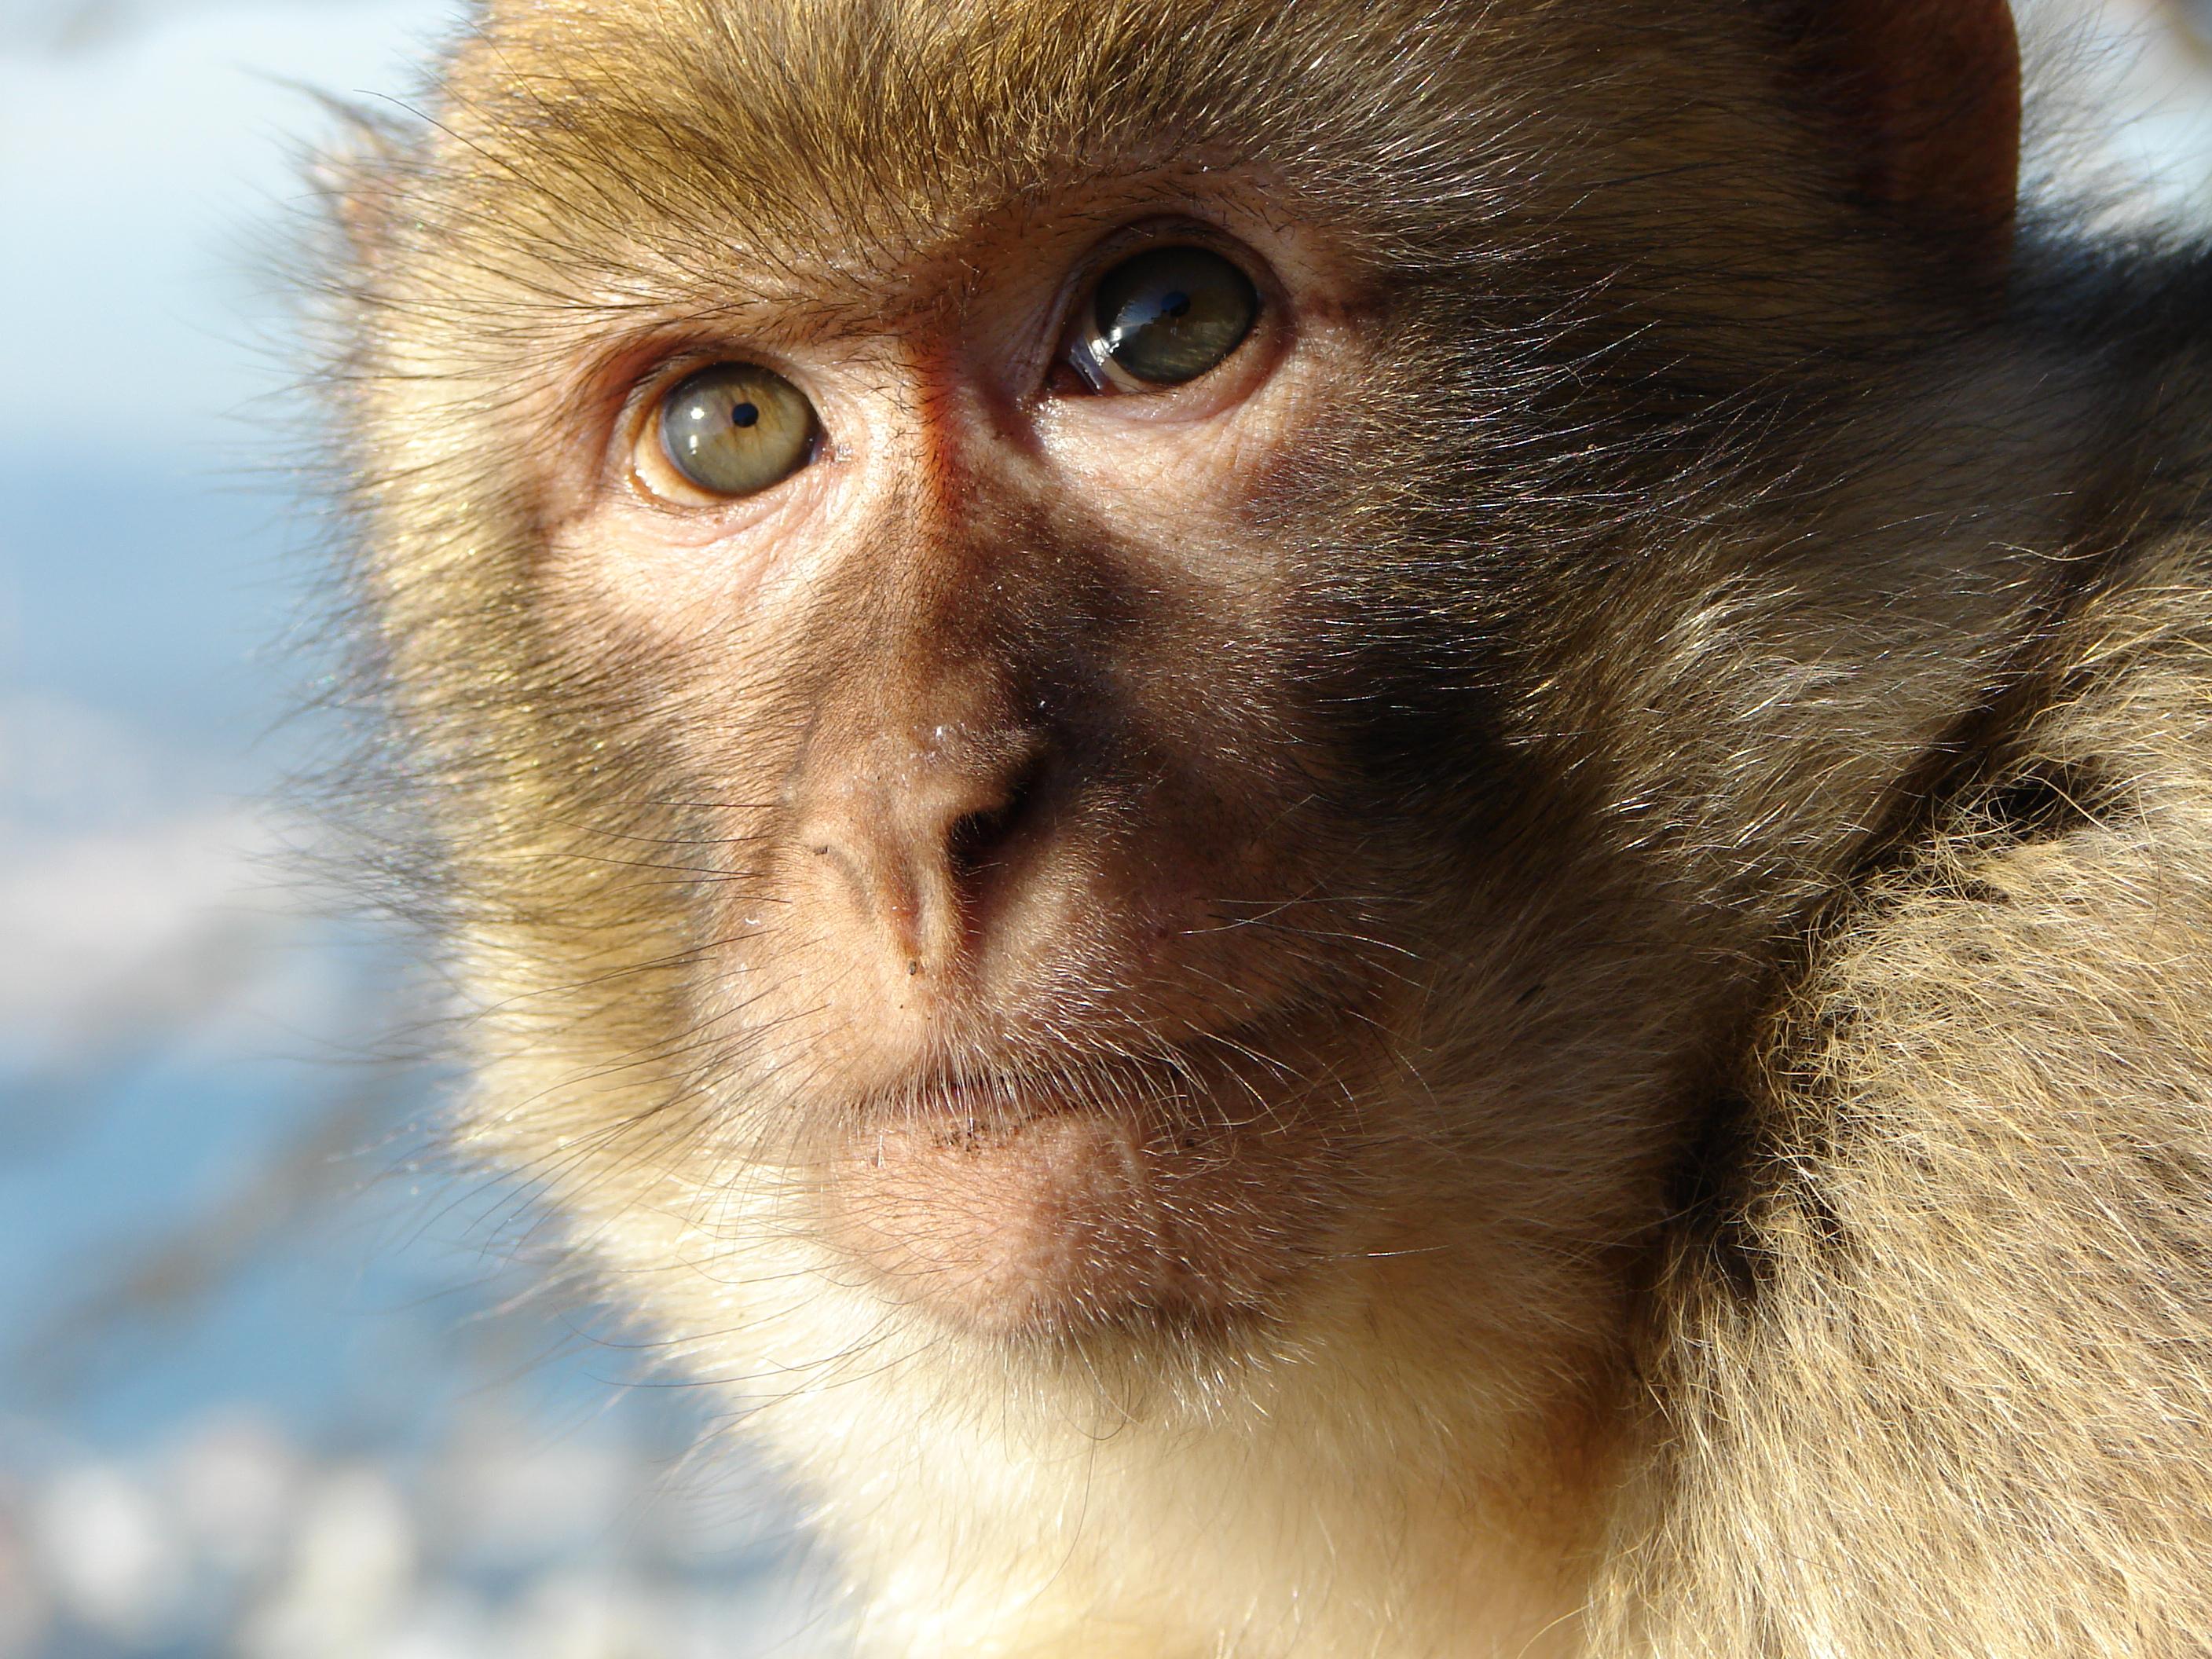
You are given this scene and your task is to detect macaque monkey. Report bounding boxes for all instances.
[323,0,2212,1652]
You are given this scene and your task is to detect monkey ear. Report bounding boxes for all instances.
[302,93,413,273]
[1784,0,2021,278]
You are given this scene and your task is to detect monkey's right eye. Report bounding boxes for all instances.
[645,362,818,500]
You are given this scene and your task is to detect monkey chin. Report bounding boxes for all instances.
[817,1078,1326,1342]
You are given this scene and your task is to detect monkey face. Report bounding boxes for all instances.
[347,0,2052,1413]
[519,198,1458,1340]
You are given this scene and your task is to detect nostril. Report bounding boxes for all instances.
[946,805,1008,884]
[946,757,1043,891]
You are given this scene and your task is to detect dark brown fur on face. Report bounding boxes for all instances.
[325,0,2212,1652]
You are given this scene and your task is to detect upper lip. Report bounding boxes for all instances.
[852,995,1342,1132]
[861,1056,1171,1129]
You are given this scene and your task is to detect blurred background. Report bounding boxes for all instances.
[0,2,842,1654]
[0,2,2210,1655]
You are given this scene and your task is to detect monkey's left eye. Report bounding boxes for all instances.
[643,361,818,500]
[1065,246,1261,393]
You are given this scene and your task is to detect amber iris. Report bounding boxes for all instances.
[656,362,817,496]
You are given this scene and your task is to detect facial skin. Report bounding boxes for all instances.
[328,1,2212,1653]
[549,200,1410,1333]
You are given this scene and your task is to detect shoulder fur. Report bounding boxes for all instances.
[1606,544,2212,1657]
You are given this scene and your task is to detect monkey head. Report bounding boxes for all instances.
[331,0,2067,1637]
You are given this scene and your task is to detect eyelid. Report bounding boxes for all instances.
[621,346,762,448]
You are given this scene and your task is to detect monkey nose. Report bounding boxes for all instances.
[794,734,1046,983]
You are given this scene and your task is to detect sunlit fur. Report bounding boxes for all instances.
[322,0,2212,1653]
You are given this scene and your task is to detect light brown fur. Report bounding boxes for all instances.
[321,1,2212,1653]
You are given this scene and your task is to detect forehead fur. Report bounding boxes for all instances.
[392,0,1796,304]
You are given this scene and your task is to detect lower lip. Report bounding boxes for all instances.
[819,1091,1303,1336]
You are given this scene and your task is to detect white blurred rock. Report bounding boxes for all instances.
[374,1583,496,1659]
[160,1409,303,1581]
[496,1568,678,1659]
[238,1463,417,1659]
[0,692,161,833]
[0,801,309,1042]
[31,1460,188,1644]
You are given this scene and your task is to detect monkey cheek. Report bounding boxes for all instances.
[819,1110,1298,1338]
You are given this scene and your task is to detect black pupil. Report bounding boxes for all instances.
[657,362,816,497]
[1093,247,1258,386]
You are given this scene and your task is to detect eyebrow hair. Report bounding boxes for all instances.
[403,0,1440,291]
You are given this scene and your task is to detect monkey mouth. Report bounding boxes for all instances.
[816,1036,1344,1339]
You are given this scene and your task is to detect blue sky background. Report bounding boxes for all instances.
[0,5,843,1654]
[2,2,2211,1654]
